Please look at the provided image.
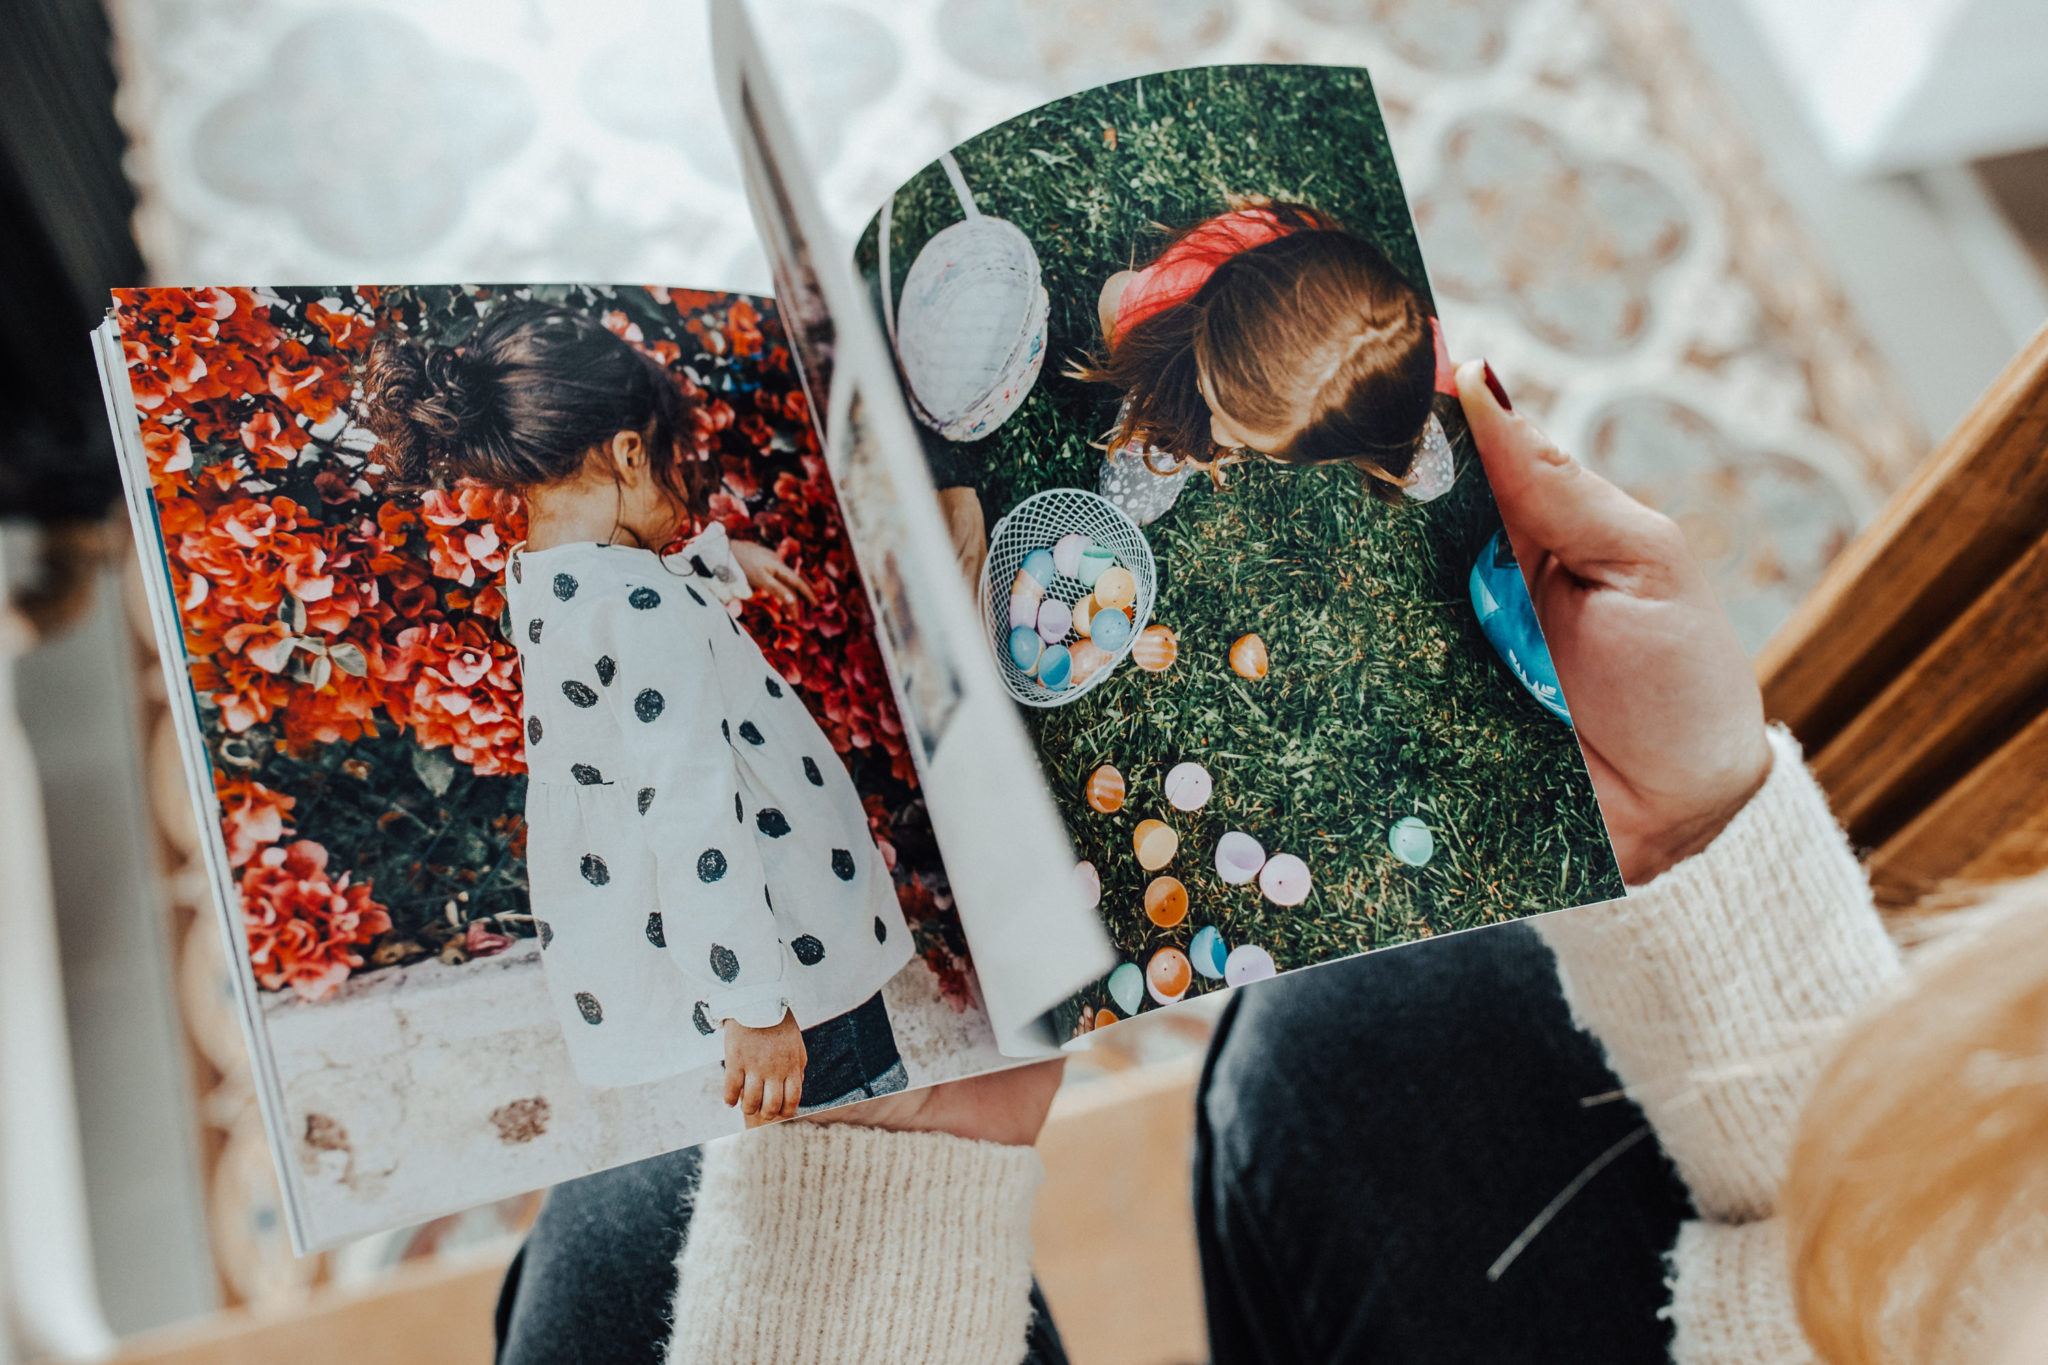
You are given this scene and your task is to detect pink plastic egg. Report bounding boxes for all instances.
[1258,853,1312,907]
[1037,597,1073,642]
[1224,944,1277,987]
[1214,831,1267,885]
[1165,761,1212,812]
[1074,860,1101,911]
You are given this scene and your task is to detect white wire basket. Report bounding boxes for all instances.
[880,153,1049,443]
[978,488,1157,708]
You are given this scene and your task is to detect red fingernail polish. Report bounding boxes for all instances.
[1483,362,1513,412]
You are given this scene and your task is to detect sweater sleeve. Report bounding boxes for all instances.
[1665,1219,1819,1364]
[665,1124,1044,1365]
[1532,724,1901,1222]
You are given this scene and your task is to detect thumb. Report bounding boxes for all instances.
[1455,361,1681,589]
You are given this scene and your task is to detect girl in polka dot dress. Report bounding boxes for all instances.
[365,304,913,1124]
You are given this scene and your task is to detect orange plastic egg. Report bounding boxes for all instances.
[1095,1007,1120,1027]
[1071,592,1098,637]
[1230,633,1269,679]
[1144,875,1189,928]
[1094,566,1137,612]
[1147,947,1192,1002]
[1069,639,1114,684]
[1086,764,1126,814]
[1133,818,1179,870]
[1132,623,1178,672]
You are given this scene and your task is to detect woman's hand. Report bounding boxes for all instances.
[803,1058,1066,1148]
[730,540,819,614]
[1457,360,1773,885]
[724,1010,807,1126]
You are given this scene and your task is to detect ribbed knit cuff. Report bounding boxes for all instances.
[1667,1220,1818,1365]
[665,1123,1044,1365]
[1536,725,1901,1221]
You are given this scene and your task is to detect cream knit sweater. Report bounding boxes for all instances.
[665,727,1900,1364]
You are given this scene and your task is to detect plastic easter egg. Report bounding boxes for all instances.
[1107,961,1145,1015]
[1038,644,1073,689]
[1009,594,1040,630]
[1133,818,1179,871]
[1144,875,1189,928]
[1214,831,1267,884]
[1230,633,1269,680]
[1086,764,1126,814]
[1094,566,1137,612]
[1075,860,1101,911]
[1095,1007,1120,1027]
[1069,639,1114,684]
[1036,597,1072,642]
[1022,548,1057,587]
[1164,761,1212,812]
[1389,816,1435,867]
[1070,592,1097,636]
[1258,852,1312,907]
[1132,624,1178,672]
[1147,947,1192,1004]
[1053,532,1090,579]
[1008,626,1044,675]
[1010,570,1044,612]
[1078,545,1118,588]
[1224,943,1277,987]
[1190,925,1228,979]
[1091,607,1133,652]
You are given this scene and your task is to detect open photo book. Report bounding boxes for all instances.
[93,1,1622,1252]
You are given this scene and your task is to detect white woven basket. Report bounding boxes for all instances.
[978,488,1157,708]
[881,153,1048,443]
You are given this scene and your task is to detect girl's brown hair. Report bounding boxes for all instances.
[1783,886,2048,1362]
[1072,202,1437,504]
[361,303,713,522]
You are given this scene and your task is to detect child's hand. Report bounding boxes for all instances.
[723,1010,807,1126]
[730,540,818,614]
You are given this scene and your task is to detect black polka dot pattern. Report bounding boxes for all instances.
[692,1002,715,1036]
[874,916,888,944]
[553,573,578,601]
[738,721,765,746]
[629,587,660,610]
[686,586,707,607]
[580,854,609,886]
[571,763,606,786]
[595,655,616,687]
[709,944,740,983]
[539,920,553,948]
[634,689,664,722]
[756,808,790,838]
[563,680,598,708]
[802,756,823,787]
[645,912,665,948]
[735,792,744,822]
[697,848,728,882]
[527,716,542,745]
[511,554,522,584]
[528,618,542,644]
[638,787,655,815]
[575,991,603,1024]
[690,555,713,578]
[765,676,783,699]
[831,848,856,881]
[791,935,826,966]
[721,720,731,742]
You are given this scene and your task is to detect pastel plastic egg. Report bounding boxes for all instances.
[1075,860,1101,911]
[1053,533,1090,578]
[1008,626,1044,674]
[1091,607,1133,652]
[1106,961,1145,1015]
[1094,566,1137,612]
[1095,1007,1120,1027]
[1069,640,1114,683]
[1070,592,1097,636]
[1224,944,1277,987]
[1022,548,1057,587]
[1230,633,1269,679]
[1144,875,1189,928]
[1389,816,1436,867]
[1132,624,1178,672]
[1078,545,1118,588]
[1133,818,1179,870]
[1214,831,1267,884]
[1086,764,1126,814]
[1190,925,1228,979]
[1009,594,1040,630]
[1038,644,1073,689]
[1036,597,1072,642]
[1258,853,1312,907]
[1011,570,1044,612]
[1147,947,1192,1004]
[1164,761,1212,812]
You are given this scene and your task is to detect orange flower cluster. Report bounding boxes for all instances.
[240,839,392,1001]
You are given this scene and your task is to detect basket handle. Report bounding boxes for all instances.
[939,152,980,220]
[879,193,898,351]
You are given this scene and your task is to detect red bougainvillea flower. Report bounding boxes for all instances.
[239,839,391,1001]
[216,773,296,867]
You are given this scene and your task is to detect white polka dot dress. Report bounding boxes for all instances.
[506,523,912,1090]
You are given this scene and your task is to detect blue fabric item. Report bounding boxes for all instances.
[1470,529,1572,724]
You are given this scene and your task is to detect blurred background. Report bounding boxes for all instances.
[2,0,2043,1360]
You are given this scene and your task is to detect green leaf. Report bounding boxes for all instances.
[411,747,458,798]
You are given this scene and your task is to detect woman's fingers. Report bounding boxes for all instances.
[784,1071,802,1117]
[759,1076,784,1121]
[741,1070,764,1117]
[723,1062,744,1108]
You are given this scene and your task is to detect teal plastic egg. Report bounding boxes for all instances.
[1022,548,1057,587]
[1190,925,1228,979]
[1078,545,1118,588]
[1107,961,1145,1015]
[1039,644,1073,688]
[1389,816,1435,867]
[1091,606,1133,651]
[1008,626,1044,674]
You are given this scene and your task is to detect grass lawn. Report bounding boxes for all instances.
[854,66,1622,1034]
